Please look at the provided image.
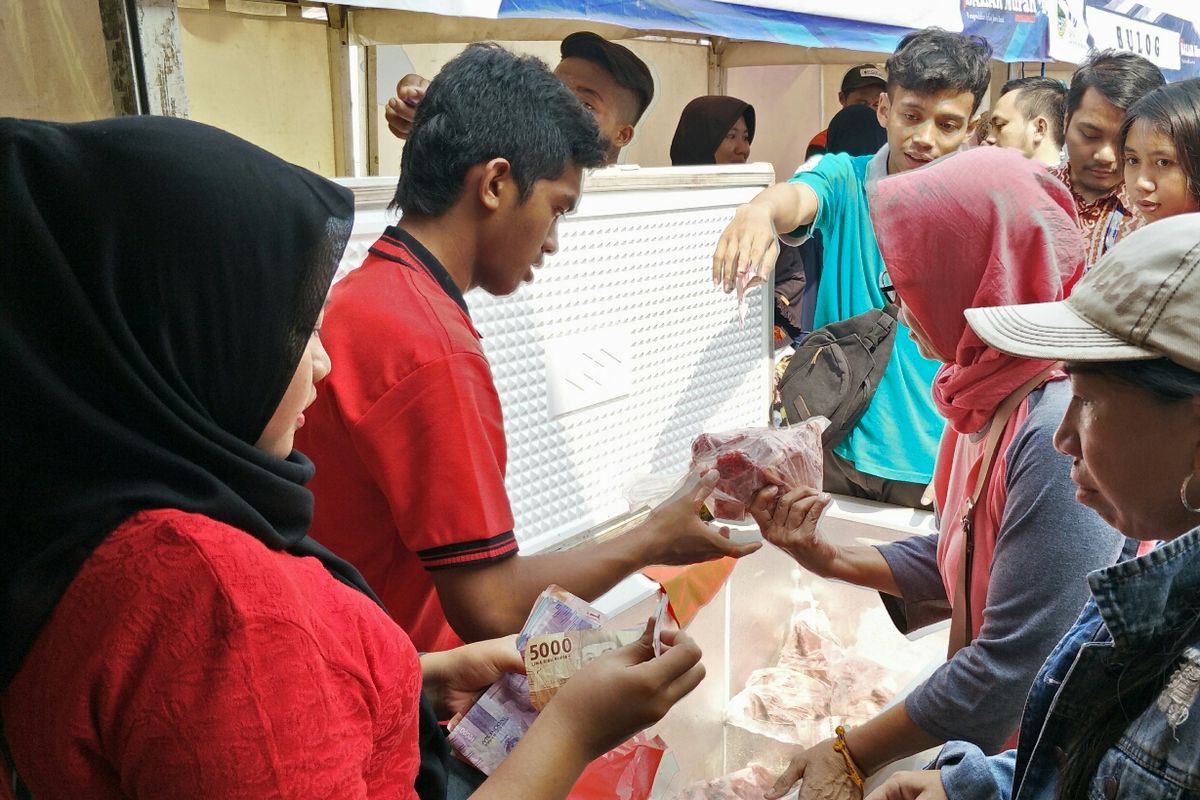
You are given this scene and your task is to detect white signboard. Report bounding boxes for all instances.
[710,0,963,32]
[1086,6,1183,71]
[1048,0,1091,64]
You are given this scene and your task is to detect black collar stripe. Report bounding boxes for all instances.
[372,226,470,317]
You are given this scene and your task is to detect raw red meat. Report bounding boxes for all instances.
[690,420,826,521]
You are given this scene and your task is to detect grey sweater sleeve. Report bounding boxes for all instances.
[876,531,950,634]
[903,381,1128,752]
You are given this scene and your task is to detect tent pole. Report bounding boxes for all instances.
[708,36,727,95]
[97,0,189,116]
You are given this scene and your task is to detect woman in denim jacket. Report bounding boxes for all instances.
[867,213,1200,799]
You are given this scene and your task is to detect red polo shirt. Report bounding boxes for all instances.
[297,227,518,652]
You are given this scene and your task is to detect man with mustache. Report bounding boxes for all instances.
[1049,50,1164,268]
[713,28,992,508]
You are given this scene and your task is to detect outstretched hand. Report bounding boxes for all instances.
[749,484,837,576]
[767,738,862,800]
[712,202,780,300]
[642,469,762,565]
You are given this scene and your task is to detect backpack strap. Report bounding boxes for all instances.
[947,364,1060,658]
[866,305,899,347]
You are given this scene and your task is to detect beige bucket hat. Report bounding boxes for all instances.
[966,213,1200,372]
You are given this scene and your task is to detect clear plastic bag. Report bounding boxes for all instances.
[725,586,930,747]
[689,418,828,522]
[676,763,799,799]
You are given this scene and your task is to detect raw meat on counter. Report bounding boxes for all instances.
[725,588,927,747]
[690,419,826,521]
[677,763,797,800]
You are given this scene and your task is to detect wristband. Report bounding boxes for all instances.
[832,725,865,790]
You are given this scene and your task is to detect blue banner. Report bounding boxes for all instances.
[499,0,932,54]
[961,0,1050,61]
[497,0,1200,74]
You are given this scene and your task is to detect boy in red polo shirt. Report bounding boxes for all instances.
[298,44,759,653]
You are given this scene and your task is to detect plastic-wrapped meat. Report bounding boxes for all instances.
[725,590,907,746]
[690,419,827,522]
[677,764,797,800]
[741,667,829,725]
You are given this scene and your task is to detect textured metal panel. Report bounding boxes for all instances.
[337,168,773,552]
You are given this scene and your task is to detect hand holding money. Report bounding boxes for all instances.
[448,586,609,774]
[543,626,706,761]
[526,591,672,709]
[525,626,645,710]
[448,586,701,774]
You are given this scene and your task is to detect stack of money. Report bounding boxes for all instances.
[523,592,669,710]
[525,626,644,710]
[448,586,609,774]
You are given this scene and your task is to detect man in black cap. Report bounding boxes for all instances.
[805,64,888,159]
[385,33,654,166]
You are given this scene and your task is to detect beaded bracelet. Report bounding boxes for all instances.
[832,725,866,790]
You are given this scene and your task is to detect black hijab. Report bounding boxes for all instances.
[0,116,377,686]
[825,102,887,157]
[669,95,756,166]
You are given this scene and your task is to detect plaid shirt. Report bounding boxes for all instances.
[1049,162,1144,269]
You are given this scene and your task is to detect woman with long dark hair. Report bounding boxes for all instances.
[0,115,703,799]
[1120,77,1200,224]
[867,213,1200,799]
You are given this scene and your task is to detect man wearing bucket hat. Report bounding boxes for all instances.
[386,33,654,166]
[868,214,1200,800]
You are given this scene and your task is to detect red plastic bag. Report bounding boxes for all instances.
[567,734,668,800]
[690,419,827,522]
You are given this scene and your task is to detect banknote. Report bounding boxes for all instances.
[525,626,645,710]
[448,586,608,774]
[444,672,537,774]
[652,590,669,657]
[515,584,606,649]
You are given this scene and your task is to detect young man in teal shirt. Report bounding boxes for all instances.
[713,28,993,506]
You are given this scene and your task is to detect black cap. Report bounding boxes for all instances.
[560,32,655,122]
[841,64,888,93]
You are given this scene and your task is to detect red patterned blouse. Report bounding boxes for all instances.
[1,509,424,799]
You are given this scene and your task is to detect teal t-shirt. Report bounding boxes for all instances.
[789,151,943,484]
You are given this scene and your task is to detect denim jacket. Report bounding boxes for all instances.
[934,527,1200,799]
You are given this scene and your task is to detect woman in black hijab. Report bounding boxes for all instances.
[825,102,887,156]
[0,116,702,799]
[670,95,756,165]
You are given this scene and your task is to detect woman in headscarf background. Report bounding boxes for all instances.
[669,95,755,166]
[825,103,887,158]
[869,213,1200,800]
[0,115,703,799]
[751,147,1131,800]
